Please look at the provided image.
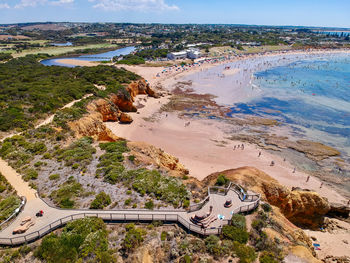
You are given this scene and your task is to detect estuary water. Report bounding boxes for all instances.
[40,46,135,67]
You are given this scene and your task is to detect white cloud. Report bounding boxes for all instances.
[0,3,10,8]
[15,0,47,8]
[90,0,179,11]
[50,0,74,6]
[14,0,73,8]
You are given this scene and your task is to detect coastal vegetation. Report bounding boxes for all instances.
[0,173,21,225]
[115,48,168,64]
[0,55,139,132]
[97,141,190,208]
[34,218,113,263]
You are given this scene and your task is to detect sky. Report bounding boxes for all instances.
[0,0,349,28]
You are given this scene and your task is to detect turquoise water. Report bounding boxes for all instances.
[228,55,350,157]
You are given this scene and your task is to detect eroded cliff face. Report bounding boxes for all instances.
[68,112,118,142]
[203,167,331,229]
[68,79,157,141]
[127,141,189,178]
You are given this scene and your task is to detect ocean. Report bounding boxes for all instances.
[228,54,350,157]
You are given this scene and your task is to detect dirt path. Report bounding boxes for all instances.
[0,94,93,200]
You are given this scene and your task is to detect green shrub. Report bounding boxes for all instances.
[23,168,38,181]
[233,242,257,263]
[56,137,96,168]
[261,203,272,213]
[145,200,154,210]
[128,155,135,162]
[49,174,60,180]
[160,231,167,241]
[34,161,44,167]
[183,199,190,208]
[222,225,249,244]
[50,177,83,208]
[34,218,111,262]
[231,214,246,229]
[259,251,279,263]
[215,174,229,186]
[252,219,266,232]
[43,152,51,159]
[205,235,224,258]
[90,192,111,209]
[181,254,192,263]
[124,198,132,206]
[0,196,21,223]
[121,224,146,252]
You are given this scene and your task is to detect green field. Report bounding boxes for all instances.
[12,43,118,58]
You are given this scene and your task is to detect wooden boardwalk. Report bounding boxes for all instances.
[0,184,260,246]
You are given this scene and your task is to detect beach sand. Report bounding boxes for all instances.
[106,53,350,258]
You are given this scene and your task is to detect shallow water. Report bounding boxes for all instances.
[184,53,350,158]
[230,55,350,156]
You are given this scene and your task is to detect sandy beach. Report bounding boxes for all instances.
[101,50,350,203]
[104,50,350,258]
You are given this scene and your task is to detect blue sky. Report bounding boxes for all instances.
[0,0,349,28]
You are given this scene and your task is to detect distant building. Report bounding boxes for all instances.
[167,51,188,60]
[187,48,201,59]
[167,48,201,60]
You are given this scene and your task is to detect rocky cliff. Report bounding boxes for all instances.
[69,79,157,141]
[127,141,189,178]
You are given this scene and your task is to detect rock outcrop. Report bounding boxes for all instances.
[119,112,133,124]
[127,141,189,177]
[110,79,158,112]
[127,79,158,99]
[327,203,350,219]
[68,79,156,141]
[68,112,118,142]
[229,134,341,162]
[203,167,331,229]
[87,98,120,122]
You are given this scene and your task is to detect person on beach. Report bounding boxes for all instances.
[270,161,275,166]
[258,151,261,157]
[233,146,236,150]
[306,175,310,182]
[241,144,244,150]
[320,182,324,189]
[293,168,296,173]
[237,145,240,149]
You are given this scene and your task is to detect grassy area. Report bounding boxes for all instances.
[12,43,118,58]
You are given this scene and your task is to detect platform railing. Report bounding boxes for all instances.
[0,183,261,246]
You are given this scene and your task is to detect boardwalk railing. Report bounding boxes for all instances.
[189,196,210,213]
[230,183,260,202]
[0,197,26,230]
[0,183,261,246]
[0,211,227,246]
